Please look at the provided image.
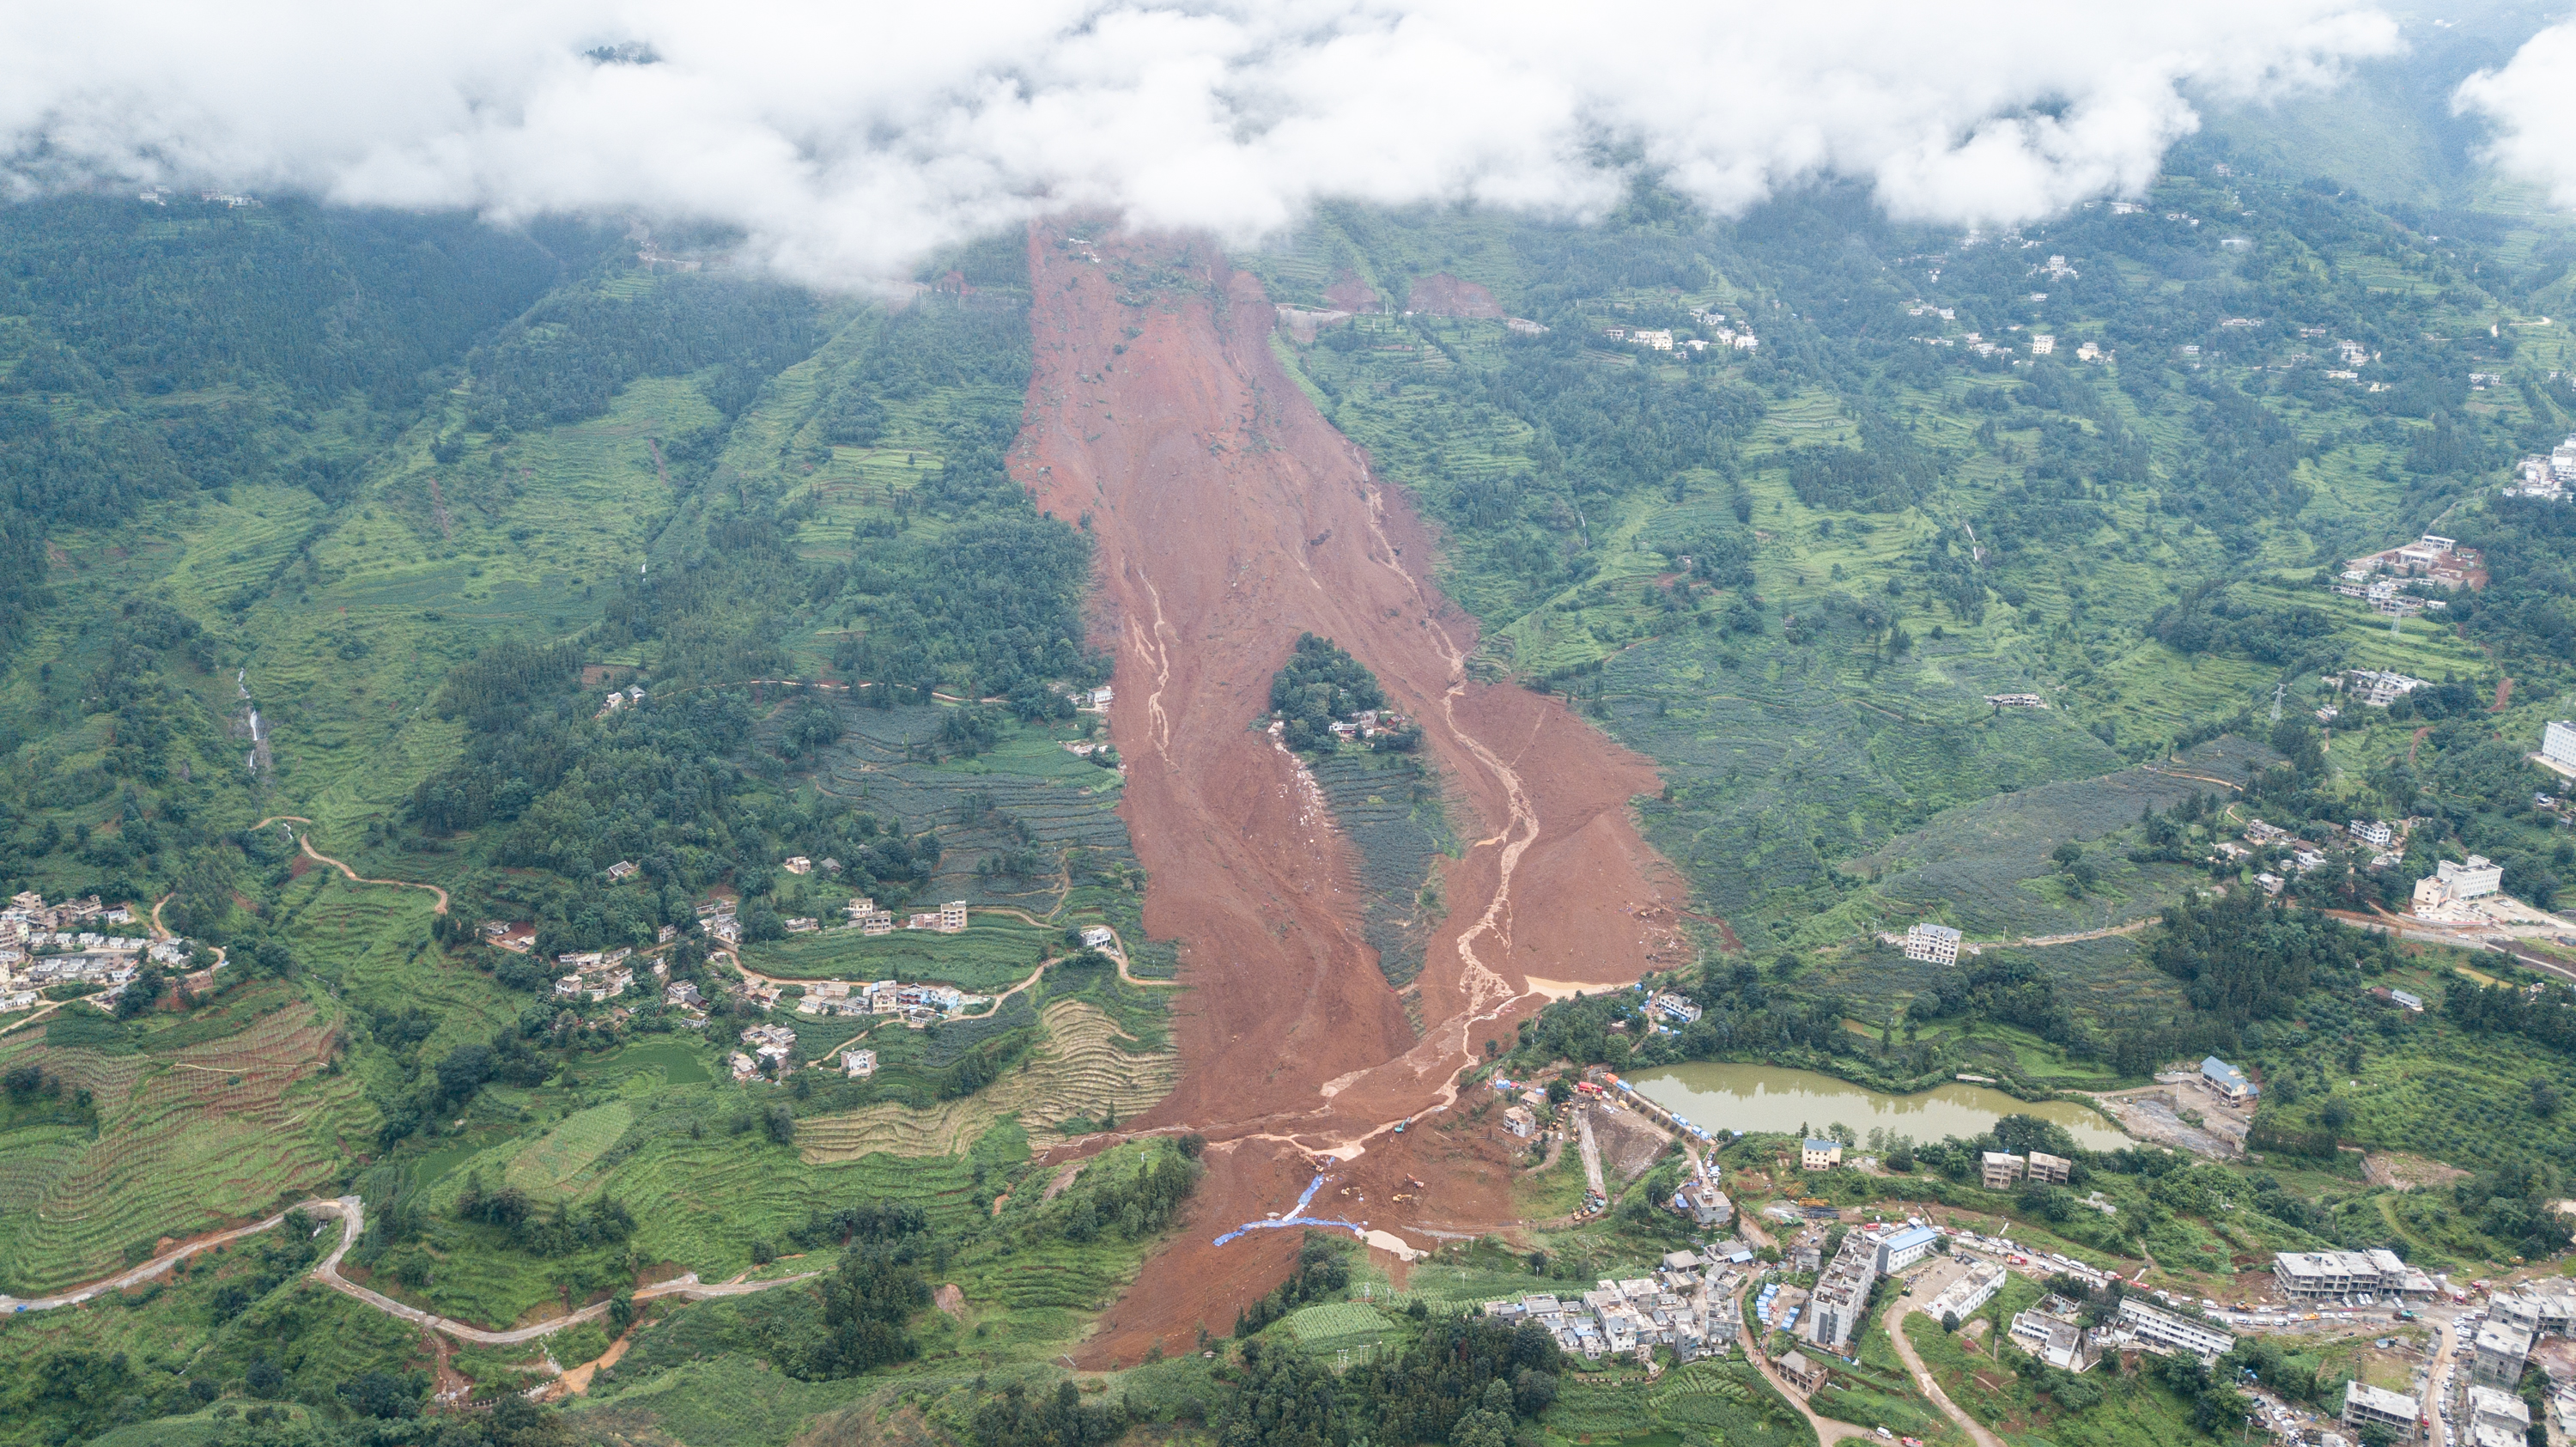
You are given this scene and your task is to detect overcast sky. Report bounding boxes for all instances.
[0,2,2565,286]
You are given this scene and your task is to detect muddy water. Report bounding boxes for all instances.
[1627,1062,2129,1151]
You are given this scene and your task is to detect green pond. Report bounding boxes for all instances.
[1625,1061,2129,1151]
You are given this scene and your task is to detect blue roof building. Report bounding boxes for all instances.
[2201,1055,2257,1101]
[1876,1224,1941,1273]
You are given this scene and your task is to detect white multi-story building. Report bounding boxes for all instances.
[2115,1298,2234,1360]
[2350,819,2394,850]
[2543,720,2576,773]
[1876,1225,1940,1273]
[1904,921,1962,965]
[2415,854,2506,911]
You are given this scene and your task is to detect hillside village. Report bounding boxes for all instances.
[0,891,211,1012]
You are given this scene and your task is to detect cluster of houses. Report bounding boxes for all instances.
[1601,311,1759,356]
[552,945,641,1002]
[2218,816,2412,896]
[0,892,189,1011]
[792,978,981,1027]
[1328,708,1412,744]
[2335,535,2479,614]
[728,1024,799,1081]
[2337,668,2429,708]
[1481,1250,1746,1364]
[2509,436,2576,501]
[595,684,647,720]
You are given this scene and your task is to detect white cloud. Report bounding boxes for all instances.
[0,1,2401,286]
[2455,19,2576,210]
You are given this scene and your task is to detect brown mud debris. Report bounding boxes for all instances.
[1013,223,1683,1363]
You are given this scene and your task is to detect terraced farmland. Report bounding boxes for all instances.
[1307,753,1455,988]
[500,1102,636,1198]
[796,1000,1176,1162]
[0,999,368,1293]
[1850,763,2224,938]
[1284,1300,1400,1354]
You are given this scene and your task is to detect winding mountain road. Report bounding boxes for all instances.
[1,1195,818,1343]
[252,817,449,914]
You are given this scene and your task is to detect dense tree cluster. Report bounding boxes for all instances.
[1270,634,1386,753]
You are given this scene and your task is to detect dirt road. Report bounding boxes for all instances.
[1880,1289,2006,1447]
[1575,1107,1607,1198]
[1014,227,1684,1363]
[1742,1344,1874,1447]
[249,816,451,915]
[3,1194,818,1347]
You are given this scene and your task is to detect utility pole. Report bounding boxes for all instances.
[2270,681,2286,726]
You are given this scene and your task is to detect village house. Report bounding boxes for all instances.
[1503,1104,1537,1138]
[665,981,702,1009]
[1800,1138,1843,1171]
[2010,1298,2097,1372]
[1080,925,1118,952]
[605,860,640,881]
[2201,1055,2257,1103]
[841,1048,877,1079]
[1674,1178,1732,1228]
[741,1024,798,1074]
[903,901,969,934]
[2341,669,2427,708]
[1981,1151,2026,1189]
[782,856,813,875]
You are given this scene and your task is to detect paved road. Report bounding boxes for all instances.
[3,1194,817,1345]
[1880,1286,2006,1447]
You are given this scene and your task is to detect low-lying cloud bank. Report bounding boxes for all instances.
[0,2,2491,286]
[2456,19,2576,211]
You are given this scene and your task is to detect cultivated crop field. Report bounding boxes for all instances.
[797,1000,1177,1161]
[1307,752,1455,987]
[0,994,368,1293]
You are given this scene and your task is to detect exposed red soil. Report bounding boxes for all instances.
[1406,274,1504,319]
[1323,271,1378,313]
[1013,225,1682,1364]
[2495,675,2514,711]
